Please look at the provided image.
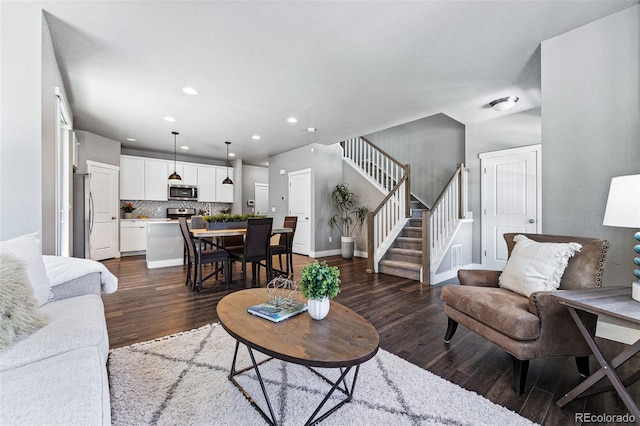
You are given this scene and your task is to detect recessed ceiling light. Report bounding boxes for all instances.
[182,87,198,95]
[180,146,189,150]
[163,116,176,122]
[125,137,136,142]
[252,135,261,140]
[229,152,236,157]
[307,127,317,133]
[287,117,298,123]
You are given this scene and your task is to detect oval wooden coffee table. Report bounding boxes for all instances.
[217,288,379,426]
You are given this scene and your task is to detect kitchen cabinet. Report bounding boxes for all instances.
[120,220,147,252]
[197,166,216,202]
[120,156,145,200]
[144,159,169,201]
[216,167,234,202]
[176,163,198,186]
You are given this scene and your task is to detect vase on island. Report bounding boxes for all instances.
[307,297,330,320]
[124,212,133,219]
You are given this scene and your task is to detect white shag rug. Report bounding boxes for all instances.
[108,323,537,426]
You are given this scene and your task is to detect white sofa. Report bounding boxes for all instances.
[0,256,116,425]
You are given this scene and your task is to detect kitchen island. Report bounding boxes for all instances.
[146,220,184,269]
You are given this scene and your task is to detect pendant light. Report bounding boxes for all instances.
[222,141,233,185]
[168,131,182,184]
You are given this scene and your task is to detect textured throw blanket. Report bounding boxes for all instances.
[43,255,118,293]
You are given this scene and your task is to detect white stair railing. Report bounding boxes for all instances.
[341,137,410,274]
[428,164,469,272]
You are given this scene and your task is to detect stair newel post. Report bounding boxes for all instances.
[366,211,375,274]
[404,164,411,218]
[422,209,430,285]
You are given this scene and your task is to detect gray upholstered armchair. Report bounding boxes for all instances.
[440,233,609,394]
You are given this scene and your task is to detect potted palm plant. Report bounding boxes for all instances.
[328,184,368,259]
[298,260,340,320]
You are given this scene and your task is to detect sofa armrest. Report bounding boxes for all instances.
[50,272,101,301]
[457,269,501,288]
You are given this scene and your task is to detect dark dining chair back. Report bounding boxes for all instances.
[270,216,297,277]
[229,217,273,288]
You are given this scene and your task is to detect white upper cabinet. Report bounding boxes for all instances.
[216,167,234,203]
[120,155,233,203]
[197,166,216,202]
[144,159,169,201]
[120,156,145,200]
[181,163,198,186]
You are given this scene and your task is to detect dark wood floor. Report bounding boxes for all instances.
[101,254,639,426]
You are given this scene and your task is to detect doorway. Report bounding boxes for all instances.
[480,144,541,270]
[254,183,269,215]
[288,168,311,255]
[87,161,119,260]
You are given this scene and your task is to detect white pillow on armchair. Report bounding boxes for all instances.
[499,234,582,297]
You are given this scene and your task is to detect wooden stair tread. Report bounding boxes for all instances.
[388,248,422,255]
[379,260,422,271]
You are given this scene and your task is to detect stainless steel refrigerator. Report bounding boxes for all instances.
[72,173,92,258]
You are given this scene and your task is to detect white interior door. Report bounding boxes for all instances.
[254,183,269,215]
[481,145,541,270]
[88,161,119,260]
[288,169,311,255]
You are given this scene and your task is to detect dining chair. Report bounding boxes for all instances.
[228,217,273,288]
[178,218,230,292]
[270,215,297,277]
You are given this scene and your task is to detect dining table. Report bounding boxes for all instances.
[190,227,294,283]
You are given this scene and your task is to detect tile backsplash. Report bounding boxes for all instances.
[120,200,230,218]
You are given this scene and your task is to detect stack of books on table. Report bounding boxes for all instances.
[248,299,308,323]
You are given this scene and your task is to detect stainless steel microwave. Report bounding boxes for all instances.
[168,185,198,201]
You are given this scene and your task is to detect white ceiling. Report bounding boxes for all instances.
[38,0,638,165]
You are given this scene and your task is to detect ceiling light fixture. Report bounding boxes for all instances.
[307,127,317,133]
[252,135,261,140]
[182,87,198,95]
[287,117,298,123]
[125,137,136,142]
[168,131,182,184]
[163,116,176,122]
[489,96,519,111]
[180,146,189,150]
[222,141,233,185]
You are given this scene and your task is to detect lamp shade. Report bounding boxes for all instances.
[603,174,640,228]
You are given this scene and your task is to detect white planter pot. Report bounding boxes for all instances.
[341,236,355,259]
[307,297,330,320]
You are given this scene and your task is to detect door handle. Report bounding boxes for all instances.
[112,217,117,220]
[529,219,535,223]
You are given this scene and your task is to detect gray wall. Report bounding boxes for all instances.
[75,130,121,173]
[0,4,70,254]
[268,143,343,255]
[364,113,465,207]
[242,165,269,215]
[465,108,542,263]
[541,5,639,287]
[1,3,43,243]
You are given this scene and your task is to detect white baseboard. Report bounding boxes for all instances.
[147,258,183,269]
[310,249,367,259]
[596,315,640,345]
[430,263,482,285]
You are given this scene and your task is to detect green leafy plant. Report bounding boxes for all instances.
[121,202,136,213]
[328,184,368,237]
[299,260,341,300]
[202,213,265,223]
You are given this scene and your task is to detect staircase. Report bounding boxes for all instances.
[341,137,468,284]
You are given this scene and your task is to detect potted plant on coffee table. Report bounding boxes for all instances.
[328,184,368,259]
[299,260,340,320]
